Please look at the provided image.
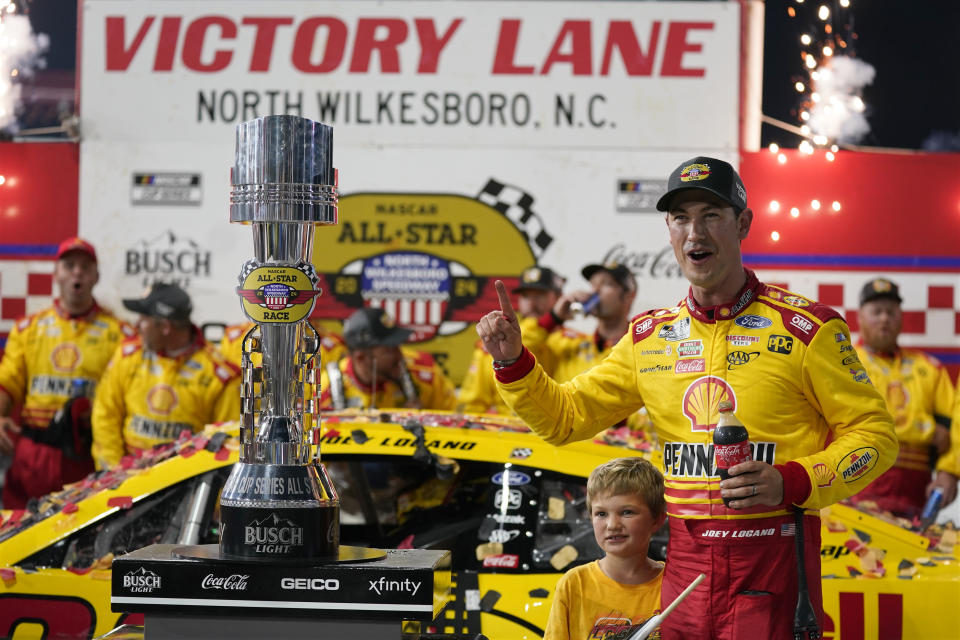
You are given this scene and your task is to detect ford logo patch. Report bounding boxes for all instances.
[492,470,531,486]
[734,315,772,329]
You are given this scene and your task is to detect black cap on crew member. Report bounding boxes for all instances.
[859,278,902,306]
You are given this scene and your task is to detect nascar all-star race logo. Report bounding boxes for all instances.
[237,263,321,324]
[310,181,554,384]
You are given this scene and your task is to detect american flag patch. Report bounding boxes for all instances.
[781,522,797,537]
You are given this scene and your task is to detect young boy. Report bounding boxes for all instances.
[544,456,666,640]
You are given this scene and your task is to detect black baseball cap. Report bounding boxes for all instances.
[513,266,564,294]
[860,278,902,306]
[123,282,193,321]
[581,261,636,292]
[343,307,412,350]
[656,156,748,213]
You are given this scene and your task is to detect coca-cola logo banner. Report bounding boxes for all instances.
[201,573,250,591]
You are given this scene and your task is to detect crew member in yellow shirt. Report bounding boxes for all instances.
[91,283,240,468]
[852,277,955,517]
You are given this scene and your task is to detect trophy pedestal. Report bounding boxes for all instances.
[111,543,451,639]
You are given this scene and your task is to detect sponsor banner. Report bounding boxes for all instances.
[112,553,442,608]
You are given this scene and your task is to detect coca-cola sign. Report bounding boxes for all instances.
[201,573,250,591]
[483,554,520,568]
[602,244,683,279]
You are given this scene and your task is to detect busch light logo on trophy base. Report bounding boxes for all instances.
[217,115,341,561]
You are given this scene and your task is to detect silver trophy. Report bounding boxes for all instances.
[218,115,341,560]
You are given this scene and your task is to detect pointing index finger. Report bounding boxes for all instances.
[494,280,518,322]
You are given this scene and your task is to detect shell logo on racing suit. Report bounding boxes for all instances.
[50,343,81,372]
[682,376,736,431]
[146,384,178,415]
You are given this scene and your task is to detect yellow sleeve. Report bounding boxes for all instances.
[937,387,960,476]
[91,346,130,469]
[218,324,250,368]
[519,315,558,377]
[424,362,457,411]
[794,319,899,509]
[497,333,643,446]
[932,361,955,426]
[0,319,29,403]
[457,347,498,414]
[207,357,241,425]
[542,568,573,640]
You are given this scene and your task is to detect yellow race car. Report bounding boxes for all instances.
[0,410,957,639]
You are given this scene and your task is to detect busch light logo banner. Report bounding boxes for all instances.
[124,230,212,290]
[359,251,453,342]
[123,567,162,593]
[244,513,304,554]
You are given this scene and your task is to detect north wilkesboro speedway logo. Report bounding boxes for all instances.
[244,513,304,554]
[123,567,161,593]
[311,180,554,345]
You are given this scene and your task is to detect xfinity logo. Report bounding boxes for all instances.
[369,576,422,597]
[281,577,340,591]
[123,567,161,593]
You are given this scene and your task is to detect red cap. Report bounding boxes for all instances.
[55,237,97,263]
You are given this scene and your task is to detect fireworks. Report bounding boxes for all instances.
[0,0,49,132]
[789,0,874,148]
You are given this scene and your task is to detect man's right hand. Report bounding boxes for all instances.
[476,280,523,362]
[0,416,21,455]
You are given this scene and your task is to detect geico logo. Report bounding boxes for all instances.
[280,577,340,591]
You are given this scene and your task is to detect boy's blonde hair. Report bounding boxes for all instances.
[586,456,665,518]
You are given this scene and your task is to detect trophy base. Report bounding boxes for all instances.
[173,543,386,564]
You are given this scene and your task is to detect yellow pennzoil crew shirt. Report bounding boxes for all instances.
[91,330,241,468]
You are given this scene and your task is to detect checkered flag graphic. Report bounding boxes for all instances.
[477,179,554,258]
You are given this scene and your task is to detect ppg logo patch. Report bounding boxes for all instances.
[767,335,794,354]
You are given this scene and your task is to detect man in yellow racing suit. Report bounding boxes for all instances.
[91,283,240,468]
[477,156,897,640]
[0,238,133,507]
[852,277,956,517]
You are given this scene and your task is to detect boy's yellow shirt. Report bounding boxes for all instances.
[544,559,663,640]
